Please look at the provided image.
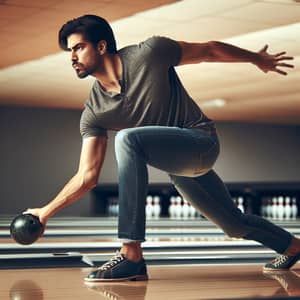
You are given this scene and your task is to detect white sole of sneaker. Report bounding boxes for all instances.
[84,274,149,282]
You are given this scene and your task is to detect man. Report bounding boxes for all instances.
[24,15,299,282]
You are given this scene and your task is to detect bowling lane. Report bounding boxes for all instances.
[1,216,300,269]
[1,264,300,300]
[0,236,281,269]
[1,216,300,299]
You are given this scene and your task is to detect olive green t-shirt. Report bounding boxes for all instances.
[80,36,214,138]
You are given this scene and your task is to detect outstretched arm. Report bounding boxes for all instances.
[24,135,107,227]
[178,40,294,75]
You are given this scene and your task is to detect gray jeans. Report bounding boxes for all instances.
[115,126,292,254]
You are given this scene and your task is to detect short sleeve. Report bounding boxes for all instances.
[143,36,182,67]
[80,107,107,139]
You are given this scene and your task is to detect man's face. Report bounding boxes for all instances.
[67,33,102,79]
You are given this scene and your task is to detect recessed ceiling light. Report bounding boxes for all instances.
[201,99,227,108]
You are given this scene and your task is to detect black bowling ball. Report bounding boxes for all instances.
[10,214,43,245]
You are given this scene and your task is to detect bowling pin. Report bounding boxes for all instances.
[189,203,197,219]
[175,196,182,219]
[277,196,284,221]
[153,196,161,219]
[182,199,190,219]
[146,195,154,219]
[237,197,244,213]
[266,198,273,219]
[291,197,298,220]
[284,196,292,220]
[168,196,176,219]
[272,197,278,220]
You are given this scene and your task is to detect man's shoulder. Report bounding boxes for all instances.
[118,36,166,53]
[118,36,177,63]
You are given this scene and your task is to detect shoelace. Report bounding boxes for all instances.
[272,255,289,267]
[98,252,124,271]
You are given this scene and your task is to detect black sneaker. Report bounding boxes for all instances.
[263,252,300,271]
[84,252,148,282]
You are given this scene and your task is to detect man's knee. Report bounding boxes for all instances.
[115,128,131,144]
[222,214,250,239]
[223,226,247,239]
[115,128,137,150]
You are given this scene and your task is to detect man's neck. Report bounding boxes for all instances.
[95,54,122,94]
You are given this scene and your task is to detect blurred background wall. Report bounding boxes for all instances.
[1,106,299,216]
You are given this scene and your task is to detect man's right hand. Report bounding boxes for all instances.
[23,207,48,235]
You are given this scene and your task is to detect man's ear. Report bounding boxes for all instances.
[97,40,107,55]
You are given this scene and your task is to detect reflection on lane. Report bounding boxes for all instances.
[264,269,300,297]
[85,281,148,300]
[9,280,43,300]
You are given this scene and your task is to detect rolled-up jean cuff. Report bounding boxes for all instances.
[119,238,144,244]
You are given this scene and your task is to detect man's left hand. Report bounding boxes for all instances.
[256,45,294,75]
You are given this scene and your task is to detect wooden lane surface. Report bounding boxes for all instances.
[1,264,300,300]
[0,235,233,244]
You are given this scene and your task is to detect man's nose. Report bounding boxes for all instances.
[71,51,78,62]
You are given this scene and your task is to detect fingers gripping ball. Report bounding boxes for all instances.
[10,214,43,245]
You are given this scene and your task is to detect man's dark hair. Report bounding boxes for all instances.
[58,15,117,53]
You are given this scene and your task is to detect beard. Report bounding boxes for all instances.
[73,62,97,79]
[74,64,90,78]
[76,69,89,79]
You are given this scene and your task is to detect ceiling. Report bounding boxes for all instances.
[0,0,299,124]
